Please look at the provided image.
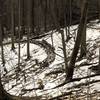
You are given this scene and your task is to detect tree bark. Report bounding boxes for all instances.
[11,0,15,50]
[0,23,5,66]
[0,74,13,100]
[60,30,68,76]
[97,0,100,21]
[66,0,88,80]
[26,0,31,59]
[99,48,100,67]
[80,23,87,58]
[18,0,21,69]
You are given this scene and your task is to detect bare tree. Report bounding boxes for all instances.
[60,30,68,75]
[11,0,15,50]
[44,0,47,32]
[66,0,88,80]
[99,48,100,67]
[97,0,100,21]
[18,0,21,69]
[26,0,32,59]
[0,23,5,66]
[0,75,13,100]
[80,23,87,58]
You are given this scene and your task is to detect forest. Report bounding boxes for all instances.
[0,0,100,100]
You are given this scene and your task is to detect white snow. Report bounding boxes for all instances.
[0,21,100,98]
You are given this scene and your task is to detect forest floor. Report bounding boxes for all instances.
[0,20,100,100]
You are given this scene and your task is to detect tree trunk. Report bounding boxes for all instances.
[11,0,15,50]
[0,75,13,100]
[66,0,88,80]
[60,30,68,75]
[97,0,100,21]
[26,0,31,59]
[18,0,21,69]
[0,24,5,66]
[99,48,100,67]
[44,0,47,32]
[21,0,25,36]
[80,23,87,58]
[80,0,87,58]
[31,0,34,33]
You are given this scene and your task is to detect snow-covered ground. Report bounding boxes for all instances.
[0,21,100,99]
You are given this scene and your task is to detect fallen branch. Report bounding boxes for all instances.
[48,91,72,100]
[52,73,100,89]
[67,79,100,90]
[45,69,65,76]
